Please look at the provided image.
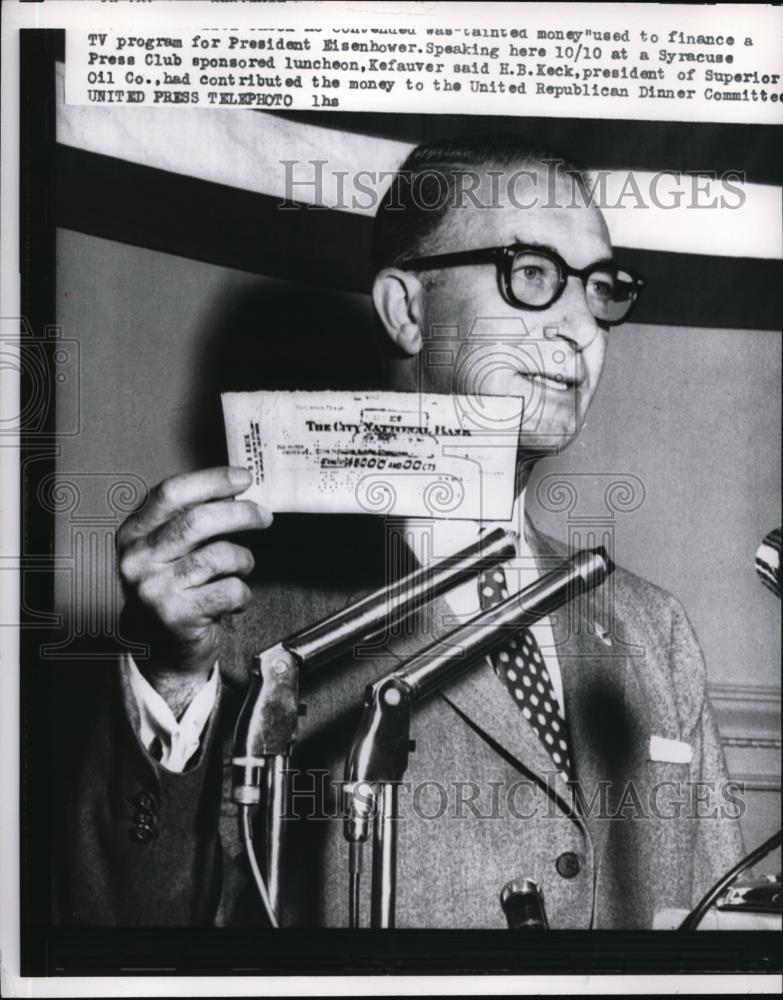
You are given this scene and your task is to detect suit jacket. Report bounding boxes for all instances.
[54,513,744,930]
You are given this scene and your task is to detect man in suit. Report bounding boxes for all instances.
[56,134,744,929]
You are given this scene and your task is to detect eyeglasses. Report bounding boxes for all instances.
[398,244,645,326]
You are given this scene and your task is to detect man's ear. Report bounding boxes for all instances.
[371,268,426,356]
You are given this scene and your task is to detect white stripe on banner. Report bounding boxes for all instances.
[55,63,782,260]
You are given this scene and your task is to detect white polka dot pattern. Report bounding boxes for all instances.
[478,565,572,779]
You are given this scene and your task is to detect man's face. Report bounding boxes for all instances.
[413,169,612,457]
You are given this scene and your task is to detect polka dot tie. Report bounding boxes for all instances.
[478,564,573,781]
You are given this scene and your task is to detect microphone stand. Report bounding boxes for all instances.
[231,527,515,926]
[343,547,614,929]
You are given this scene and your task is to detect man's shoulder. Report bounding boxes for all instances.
[528,520,711,729]
[529,522,683,603]
[528,520,698,644]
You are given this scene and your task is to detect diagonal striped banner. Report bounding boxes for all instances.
[54,62,781,329]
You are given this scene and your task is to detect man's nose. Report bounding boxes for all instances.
[543,277,601,350]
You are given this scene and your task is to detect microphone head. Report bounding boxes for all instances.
[500,877,549,930]
[756,528,781,600]
[572,546,615,591]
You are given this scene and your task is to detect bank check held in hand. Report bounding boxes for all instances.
[222,390,524,521]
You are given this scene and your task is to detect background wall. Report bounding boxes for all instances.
[55,228,780,867]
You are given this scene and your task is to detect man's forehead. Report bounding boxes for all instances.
[439,166,611,260]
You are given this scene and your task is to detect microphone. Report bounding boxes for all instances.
[384,546,612,702]
[500,878,550,929]
[232,526,515,804]
[344,547,613,841]
[755,527,781,599]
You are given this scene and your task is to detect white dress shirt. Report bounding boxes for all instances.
[125,491,565,769]
[121,654,219,772]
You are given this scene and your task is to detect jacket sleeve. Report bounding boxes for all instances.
[668,599,747,908]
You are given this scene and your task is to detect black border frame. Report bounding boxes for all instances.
[19,27,782,978]
[19,26,59,977]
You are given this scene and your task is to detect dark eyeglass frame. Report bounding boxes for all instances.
[398,244,646,326]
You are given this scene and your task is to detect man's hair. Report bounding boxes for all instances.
[371,132,590,274]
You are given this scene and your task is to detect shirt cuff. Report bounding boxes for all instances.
[120,653,219,772]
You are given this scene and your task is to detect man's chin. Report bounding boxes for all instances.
[517,423,581,458]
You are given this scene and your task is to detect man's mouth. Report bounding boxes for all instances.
[520,371,583,392]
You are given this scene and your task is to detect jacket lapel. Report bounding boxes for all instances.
[526,522,633,870]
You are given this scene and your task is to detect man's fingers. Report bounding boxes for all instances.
[119,466,253,546]
[145,576,252,632]
[123,499,269,574]
[173,541,255,589]
[187,577,254,621]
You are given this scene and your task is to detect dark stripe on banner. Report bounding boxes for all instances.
[616,248,780,331]
[56,144,371,294]
[56,145,781,330]
[271,111,782,187]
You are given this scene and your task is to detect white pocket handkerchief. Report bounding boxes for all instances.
[648,735,693,764]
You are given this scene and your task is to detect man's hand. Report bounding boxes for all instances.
[118,467,271,710]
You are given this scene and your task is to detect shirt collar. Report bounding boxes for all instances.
[122,656,219,750]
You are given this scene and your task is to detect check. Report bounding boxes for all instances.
[222,390,523,520]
